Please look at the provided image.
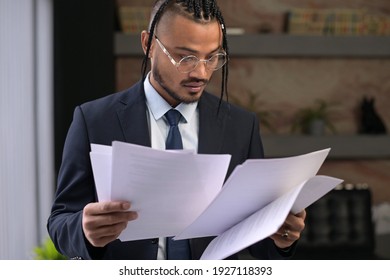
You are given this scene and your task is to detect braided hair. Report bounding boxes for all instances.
[141,0,229,104]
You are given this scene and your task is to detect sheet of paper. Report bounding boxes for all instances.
[90,144,195,202]
[200,175,343,260]
[291,175,344,214]
[175,148,331,240]
[109,141,231,241]
[91,143,112,154]
[90,144,113,202]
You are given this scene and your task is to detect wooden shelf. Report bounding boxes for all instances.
[261,135,390,159]
[115,33,390,58]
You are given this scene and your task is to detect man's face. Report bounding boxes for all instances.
[146,14,223,107]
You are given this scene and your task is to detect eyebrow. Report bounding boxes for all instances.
[174,45,223,55]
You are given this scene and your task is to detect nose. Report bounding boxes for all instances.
[189,60,210,79]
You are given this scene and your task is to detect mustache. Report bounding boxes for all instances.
[181,78,209,85]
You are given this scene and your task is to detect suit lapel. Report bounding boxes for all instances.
[115,83,227,152]
[198,93,228,154]
[116,81,151,147]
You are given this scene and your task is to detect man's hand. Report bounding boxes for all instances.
[270,210,306,249]
[82,201,138,247]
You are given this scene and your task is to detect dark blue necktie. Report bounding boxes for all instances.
[165,109,183,150]
[164,109,191,259]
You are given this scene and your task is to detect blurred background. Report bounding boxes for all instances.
[1,0,389,259]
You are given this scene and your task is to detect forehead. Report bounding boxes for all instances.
[156,13,222,51]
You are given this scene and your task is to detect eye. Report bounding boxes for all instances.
[208,54,219,62]
[179,55,198,65]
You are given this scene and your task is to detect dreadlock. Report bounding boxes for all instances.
[141,0,229,105]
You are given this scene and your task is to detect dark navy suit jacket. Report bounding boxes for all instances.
[47,81,292,260]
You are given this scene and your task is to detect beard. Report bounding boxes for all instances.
[152,66,209,105]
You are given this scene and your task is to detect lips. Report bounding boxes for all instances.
[183,82,206,92]
[184,82,205,88]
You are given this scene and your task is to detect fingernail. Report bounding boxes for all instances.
[122,202,131,209]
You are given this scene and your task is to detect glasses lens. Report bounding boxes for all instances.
[177,56,198,73]
[177,53,227,73]
[208,53,227,70]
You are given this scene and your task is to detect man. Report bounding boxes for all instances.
[47,0,306,260]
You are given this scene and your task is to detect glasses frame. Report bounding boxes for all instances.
[154,35,227,73]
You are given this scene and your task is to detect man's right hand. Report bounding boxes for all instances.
[82,201,138,247]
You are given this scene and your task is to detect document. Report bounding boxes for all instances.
[90,142,343,260]
[198,175,342,260]
[91,141,231,240]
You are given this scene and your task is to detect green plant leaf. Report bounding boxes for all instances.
[291,99,338,134]
[33,238,68,260]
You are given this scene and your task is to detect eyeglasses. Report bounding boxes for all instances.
[154,36,227,73]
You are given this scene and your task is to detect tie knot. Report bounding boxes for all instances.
[165,109,182,127]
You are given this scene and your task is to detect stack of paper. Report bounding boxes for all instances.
[90,141,343,260]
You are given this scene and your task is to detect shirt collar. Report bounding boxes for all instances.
[143,73,198,123]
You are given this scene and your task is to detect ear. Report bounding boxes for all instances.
[141,31,153,57]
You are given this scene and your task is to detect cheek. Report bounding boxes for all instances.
[167,74,186,92]
[154,54,199,90]
[156,59,184,84]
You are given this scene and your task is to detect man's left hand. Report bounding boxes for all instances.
[270,210,306,249]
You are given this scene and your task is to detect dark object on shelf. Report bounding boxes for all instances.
[293,186,377,260]
[359,96,387,135]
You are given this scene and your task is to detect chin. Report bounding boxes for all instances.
[183,92,203,103]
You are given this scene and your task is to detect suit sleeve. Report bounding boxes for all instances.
[47,106,105,259]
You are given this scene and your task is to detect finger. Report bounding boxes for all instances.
[283,213,306,232]
[87,227,126,247]
[294,209,306,219]
[84,211,138,231]
[84,201,131,215]
[105,211,138,225]
[274,223,301,242]
[87,220,128,240]
[274,228,288,238]
[84,219,133,247]
[270,233,295,249]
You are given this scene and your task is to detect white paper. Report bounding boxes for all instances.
[199,175,343,260]
[175,148,331,240]
[110,141,231,241]
[291,175,344,214]
[90,144,112,202]
[89,142,343,259]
